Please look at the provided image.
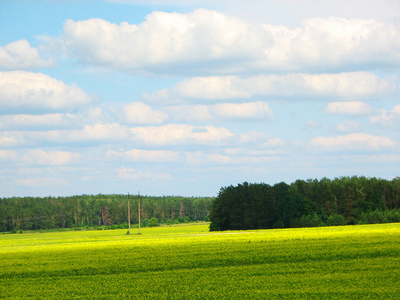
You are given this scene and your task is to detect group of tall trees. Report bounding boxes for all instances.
[210,176,400,231]
[2,176,400,232]
[0,195,213,232]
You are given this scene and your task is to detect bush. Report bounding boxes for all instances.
[326,214,346,226]
[388,209,400,223]
[368,210,388,224]
[148,218,160,227]
[297,214,324,227]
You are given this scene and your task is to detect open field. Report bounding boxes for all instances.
[1,223,399,299]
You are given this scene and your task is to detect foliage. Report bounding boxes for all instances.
[326,214,346,226]
[210,176,400,231]
[148,217,160,227]
[0,223,399,299]
[0,195,213,232]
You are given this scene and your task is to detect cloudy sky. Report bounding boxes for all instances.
[0,0,399,197]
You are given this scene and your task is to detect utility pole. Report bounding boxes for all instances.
[138,191,141,234]
[127,193,131,235]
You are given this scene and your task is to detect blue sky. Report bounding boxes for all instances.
[0,0,399,197]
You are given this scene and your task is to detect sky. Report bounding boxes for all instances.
[0,0,399,198]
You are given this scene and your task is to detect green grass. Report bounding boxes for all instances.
[1,223,399,299]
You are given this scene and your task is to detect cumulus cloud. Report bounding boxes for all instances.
[0,132,21,148]
[0,149,79,166]
[63,123,131,143]
[309,133,397,152]
[0,149,18,161]
[109,148,180,162]
[0,71,93,114]
[0,39,54,70]
[144,72,397,104]
[1,123,131,148]
[325,101,373,115]
[117,167,172,180]
[334,121,361,133]
[210,102,273,120]
[62,10,269,74]
[370,105,400,130]
[15,177,69,187]
[130,124,234,146]
[126,148,179,161]
[168,101,273,122]
[0,113,82,130]
[262,17,400,72]
[25,150,79,166]
[57,10,400,74]
[304,120,321,130]
[236,131,286,148]
[120,102,168,124]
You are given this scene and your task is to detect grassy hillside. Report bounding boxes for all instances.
[1,223,399,299]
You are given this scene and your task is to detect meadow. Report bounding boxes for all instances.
[0,223,399,299]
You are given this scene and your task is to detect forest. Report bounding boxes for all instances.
[0,194,213,232]
[2,176,400,232]
[210,176,400,231]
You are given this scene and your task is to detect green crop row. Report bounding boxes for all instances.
[1,223,399,299]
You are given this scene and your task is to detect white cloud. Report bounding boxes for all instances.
[58,10,400,74]
[334,121,361,133]
[325,101,373,115]
[0,39,54,70]
[304,120,321,130]
[25,150,79,166]
[0,132,21,148]
[130,124,234,146]
[168,101,273,122]
[1,123,131,148]
[62,10,268,74]
[0,71,93,114]
[0,149,18,161]
[210,102,273,120]
[0,113,82,130]
[309,133,397,152]
[110,148,181,162]
[65,123,131,142]
[262,17,400,72]
[117,167,172,181]
[225,0,400,26]
[237,131,285,148]
[370,105,400,130]
[120,102,168,124]
[185,150,282,165]
[15,177,69,187]
[167,105,213,122]
[0,149,79,166]
[144,72,397,103]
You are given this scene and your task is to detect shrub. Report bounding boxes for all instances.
[388,209,400,223]
[148,218,160,227]
[326,214,346,226]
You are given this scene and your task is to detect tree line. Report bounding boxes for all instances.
[0,194,213,232]
[210,176,400,231]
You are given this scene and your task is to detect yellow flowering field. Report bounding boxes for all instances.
[1,223,399,299]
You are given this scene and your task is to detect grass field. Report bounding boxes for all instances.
[1,223,399,299]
